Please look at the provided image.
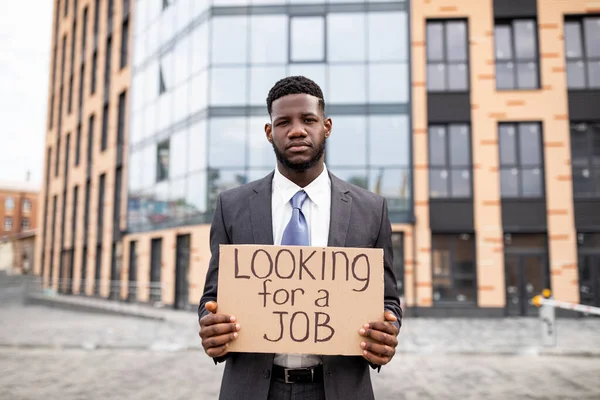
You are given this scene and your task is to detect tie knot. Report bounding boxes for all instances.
[290,190,308,210]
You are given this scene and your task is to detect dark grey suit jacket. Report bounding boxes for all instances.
[199,171,402,400]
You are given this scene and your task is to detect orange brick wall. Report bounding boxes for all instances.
[411,0,594,307]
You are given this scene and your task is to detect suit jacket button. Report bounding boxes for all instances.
[326,370,332,376]
[263,369,270,379]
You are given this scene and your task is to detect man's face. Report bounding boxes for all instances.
[265,93,332,171]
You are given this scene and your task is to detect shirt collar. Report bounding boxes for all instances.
[273,164,331,208]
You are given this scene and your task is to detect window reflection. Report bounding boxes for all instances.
[327,13,366,62]
[368,64,408,103]
[156,139,170,182]
[189,120,207,173]
[329,65,366,104]
[170,128,188,179]
[369,115,409,167]
[191,22,208,74]
[190,70,208,113]
[331,168,368,190]
[326,116,367,167]
[211,16,248,65]
[186,171,207,217]
[249,66,287,105]
[210,67,247,106]
[209,117,247,167]
[248,117,275,167]
[250,15,288,64]
[368,12,407,62]
[369,168,411,212]
[207,169,248,211]
[290,16,325,62]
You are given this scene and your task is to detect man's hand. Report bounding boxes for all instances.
[199,301,240,358]
[359,310,399,366]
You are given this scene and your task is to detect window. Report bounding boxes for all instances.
[64,0,69,17]
[75,125,81,166]
[101,105,109,151]
[116,91,126,146]
[5,197,14,211]
[565,16,600,89]
[21,218,30,230]
[87,115,95,167]
[426,20,469,92]
[432,234,477,304]
[158,67,167,95]
[97,173,106,242]
[91,52,97,94]
[104,37,112,95]
[494,19,539,90]
[120,19,129,69]
[156,140,170,182]
[55,136,61,177]
[81,7,88,59]
[4,217,12,232]
[499,122,544,198]
[23,199,31,213]
[571,122,600,197]
[391,233,404,297]
[429,124,472,198]
[290,16,325,63]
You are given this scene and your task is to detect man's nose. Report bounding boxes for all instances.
[288,121,308,138]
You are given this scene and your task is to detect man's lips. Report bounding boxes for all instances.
[287,142,311,152]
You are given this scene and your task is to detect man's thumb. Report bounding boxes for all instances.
[205,301,218,313]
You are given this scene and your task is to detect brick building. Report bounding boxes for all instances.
[36,0,600,316]
[0,182,39,274]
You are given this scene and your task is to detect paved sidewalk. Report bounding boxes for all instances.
[3,296,600,357]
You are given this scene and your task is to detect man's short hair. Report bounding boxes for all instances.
[266,75,325,117]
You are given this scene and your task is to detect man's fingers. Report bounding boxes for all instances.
[206,343,229,358]
[361,348,391,366]
[204,332,239,349]
[200,322,240,339]
[200,312,236,327]
[359,326,398,347]
[364,320,398,336]
[361,340,395,359]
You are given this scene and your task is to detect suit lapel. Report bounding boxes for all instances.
[327,172,352,247]
[249,172,275,245]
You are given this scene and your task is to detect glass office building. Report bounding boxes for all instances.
[127,0,411,233]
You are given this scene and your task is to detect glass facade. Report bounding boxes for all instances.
[128,0,411,233]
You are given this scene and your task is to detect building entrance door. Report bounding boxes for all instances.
[505,254,547,316]
[174,234,190,310]
[579,254,600,308]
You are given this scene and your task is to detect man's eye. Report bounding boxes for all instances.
[277,121,288,126]
[305,119,316,123]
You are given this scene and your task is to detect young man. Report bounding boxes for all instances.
[199,76,402,400]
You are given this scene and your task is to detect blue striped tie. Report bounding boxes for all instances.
[281,191,309,246]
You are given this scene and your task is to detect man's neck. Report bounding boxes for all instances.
[276,162,325,188]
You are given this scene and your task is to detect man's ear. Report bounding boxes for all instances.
[265,123,273,143]
[324,118,332,139]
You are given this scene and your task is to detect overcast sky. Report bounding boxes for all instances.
[0,2,53,188]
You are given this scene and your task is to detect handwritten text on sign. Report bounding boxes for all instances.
[217,245,384,356]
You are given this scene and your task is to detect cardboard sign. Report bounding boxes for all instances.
[217,244,384,356]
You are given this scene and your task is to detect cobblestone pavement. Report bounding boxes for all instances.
[1,348,599,400]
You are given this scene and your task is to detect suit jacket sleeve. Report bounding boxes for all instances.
[370,197,403,371]
[198,194,230,364]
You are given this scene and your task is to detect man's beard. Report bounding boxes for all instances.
[272,138,326,172]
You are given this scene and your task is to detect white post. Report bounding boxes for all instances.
[539,295,556,347]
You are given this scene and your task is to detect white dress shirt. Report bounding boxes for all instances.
[271,164,331,368]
